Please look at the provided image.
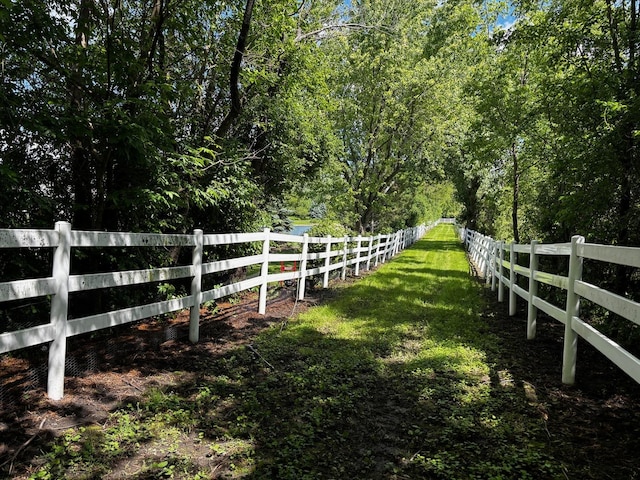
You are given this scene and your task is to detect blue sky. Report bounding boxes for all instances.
[497,10,517,29]
[340,0,517,30]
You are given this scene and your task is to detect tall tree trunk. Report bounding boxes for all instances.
[215,0,256,139]
[461,175,480,231]
[357,205,373,235]
[610,0,638,294]
[146,0,166,75]
[70,0,94,230]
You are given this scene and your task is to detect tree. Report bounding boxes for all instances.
[0,0,342,235]
[322,0,467,233]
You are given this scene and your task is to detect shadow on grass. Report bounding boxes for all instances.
[19,227,573,479]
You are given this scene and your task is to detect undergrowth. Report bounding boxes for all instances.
[25,225,565,479]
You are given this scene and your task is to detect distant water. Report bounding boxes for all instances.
[290,225,313,235]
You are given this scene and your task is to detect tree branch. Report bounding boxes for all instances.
[295,23,392,42]
[215,0,255,138]
[605,0,624,74]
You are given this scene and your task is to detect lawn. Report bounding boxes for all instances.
[25,225,564,479]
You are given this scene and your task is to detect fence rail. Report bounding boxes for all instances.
[458,226,640,386]
[0,221,439,399]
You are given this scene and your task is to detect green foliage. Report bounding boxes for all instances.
[307,218,352,239]
[445,0,640,250]
[264,203,294,233]
[0,0,341,235]
[0,0,350,326]
[315,0,463,233]
[3,0,636,251]
[285,193,313,220]
[309,201,327,220]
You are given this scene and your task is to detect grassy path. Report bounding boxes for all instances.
[30,225,562,479]
[245,224,559,479]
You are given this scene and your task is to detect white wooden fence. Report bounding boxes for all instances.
[0,221,437,399]
[458,226,640,386]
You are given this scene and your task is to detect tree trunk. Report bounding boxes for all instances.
[70,0,94,230]
[462,176,480,231]
[215,0,256,138]
[611,0,638,294]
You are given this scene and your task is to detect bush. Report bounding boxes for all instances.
[307,219,352,239]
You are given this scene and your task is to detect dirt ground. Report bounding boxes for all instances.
[1,276,640,479]
[479,281,640,479]
[0,284,329,479]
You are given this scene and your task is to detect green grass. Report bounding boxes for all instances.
[291,218,317,226]
[27,225,563,479]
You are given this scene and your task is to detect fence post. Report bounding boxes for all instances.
[490,242,497,292]
[258,228,270,315]
[354,235,362,276]
[562,235,585,385]
[527,240,539,340]
[392,232,398,257]
[189,229,203,343]
[471,232,477,262]
[390,233,395,257]
[323,235,332,288]
[341,235,348,280]
[375,234,382,266]
[475,233,480,266]
[365,236,373,271]
[47,221,71,400]
[484,237,491,284]
[469,231,475,257]
[298,233,309,300]
[382,235,389,263]
[498,241,505,303]
[509,241,517,316]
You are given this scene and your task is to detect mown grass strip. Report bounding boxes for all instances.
[246,225,561,479]
[29,225,563,480]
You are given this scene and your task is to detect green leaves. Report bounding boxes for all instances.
[2,0,636,252]
[320,0,460,232]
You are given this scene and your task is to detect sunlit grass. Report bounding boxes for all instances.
[28,225,563,480]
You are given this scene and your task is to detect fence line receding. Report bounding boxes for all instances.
[458,226,640,386]
[0,220,443,399]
